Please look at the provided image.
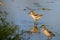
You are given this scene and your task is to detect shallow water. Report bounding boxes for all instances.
[1,0,60,40]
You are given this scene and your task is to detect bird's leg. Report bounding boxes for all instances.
[34,20,38,27]
[47,37,52,40]
[34,20,36,27]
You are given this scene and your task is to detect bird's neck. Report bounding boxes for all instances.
[42,28,47,31]
[30,12,34,14]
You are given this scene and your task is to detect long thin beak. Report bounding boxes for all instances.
[28,13,30,14]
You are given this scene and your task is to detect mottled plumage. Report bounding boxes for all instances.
[47,29,55,36]
[29,10,43,21]
[41,25,55,40]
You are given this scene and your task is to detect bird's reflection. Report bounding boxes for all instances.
[29,26,40,34]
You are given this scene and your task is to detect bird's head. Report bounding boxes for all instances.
[40,25,46,29]
[28,10,35,14]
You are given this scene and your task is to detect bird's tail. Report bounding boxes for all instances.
[52,33,55,36]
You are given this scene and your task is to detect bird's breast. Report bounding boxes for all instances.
[43,30,51,36]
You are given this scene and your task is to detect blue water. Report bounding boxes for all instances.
[1,0,60,40]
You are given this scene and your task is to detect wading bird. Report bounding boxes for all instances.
[29,10,43,26]
[40,25,55,40]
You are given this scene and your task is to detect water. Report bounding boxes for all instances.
[1,0,60,40]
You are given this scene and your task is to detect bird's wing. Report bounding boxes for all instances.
[47,29,52,33]
[33,13,40,17]
[47,29,55,36]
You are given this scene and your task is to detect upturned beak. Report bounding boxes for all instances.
[28,13,30,14]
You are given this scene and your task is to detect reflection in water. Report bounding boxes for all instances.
[1,0,60,40]
[30,26,40,34]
